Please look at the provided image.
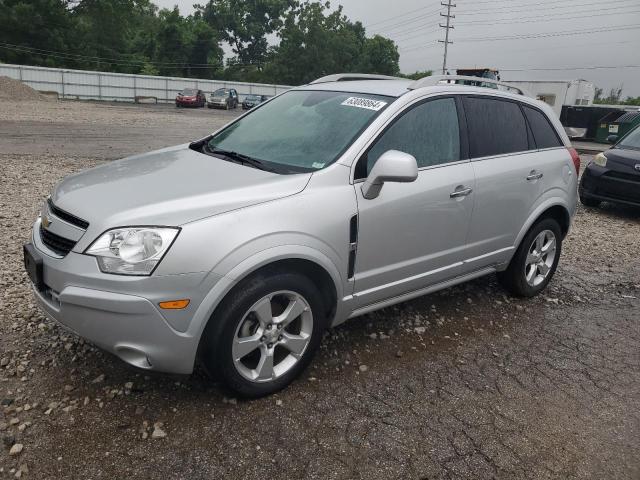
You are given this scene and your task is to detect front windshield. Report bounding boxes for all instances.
[246,95,261,101]
[180,89,196,95]
[214,88,228,96]
[618,125,640,149]
[207,90,392,172]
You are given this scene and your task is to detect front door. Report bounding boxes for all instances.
[352,96,475,308]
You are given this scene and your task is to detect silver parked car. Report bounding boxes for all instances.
[24,74,579,397]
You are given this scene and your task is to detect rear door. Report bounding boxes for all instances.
[462,96,544,269]
[353,96,476,308]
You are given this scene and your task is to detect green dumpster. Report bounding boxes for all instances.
[596,111,640,143]
[595,111,625,143]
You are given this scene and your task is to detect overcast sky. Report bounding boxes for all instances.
[153,0,640,97]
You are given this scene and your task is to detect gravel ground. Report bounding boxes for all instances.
[0,98,639,479]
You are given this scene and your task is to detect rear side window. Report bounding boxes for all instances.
[362,97,461,175]
[463,97,528,158]
[522,105,563,149]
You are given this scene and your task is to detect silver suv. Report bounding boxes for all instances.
[24,74,579,397]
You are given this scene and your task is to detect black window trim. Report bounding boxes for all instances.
[460,94,534,162]
[353,94,469,181]
[460,94,565,162]
[520,103,565,151]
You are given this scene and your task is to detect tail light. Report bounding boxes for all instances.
[568,147,580,175]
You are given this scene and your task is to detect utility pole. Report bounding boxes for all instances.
[439,0,456,75]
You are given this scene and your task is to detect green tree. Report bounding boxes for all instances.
[399,70,433,80]
[196,0,296,65]
[358,35,400,76]
[0,0,78,68]
[262,1,399,85]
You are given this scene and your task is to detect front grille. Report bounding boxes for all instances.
[47,198,89,229]
[40,225,77,256]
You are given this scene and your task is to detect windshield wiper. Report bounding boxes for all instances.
[205,145,274,172]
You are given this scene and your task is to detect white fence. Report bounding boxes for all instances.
[0,63,292,103]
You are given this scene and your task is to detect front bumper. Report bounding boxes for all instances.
[176,99,199,107]
[26,222,222,374]
[580,163,640,206]
[207,101,227,108]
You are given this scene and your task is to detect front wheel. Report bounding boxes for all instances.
[497,218,562,297]
[201,271,326,397]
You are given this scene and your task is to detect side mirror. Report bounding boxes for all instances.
[607,134,618,144]
[361,150,418,200]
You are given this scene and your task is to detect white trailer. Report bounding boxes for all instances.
[503,79,595,117]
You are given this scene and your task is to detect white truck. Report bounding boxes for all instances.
[503,79,595,117]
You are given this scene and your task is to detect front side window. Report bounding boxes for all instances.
[522,105,562,149]
[464,97,529,158]
[360,97,461,176]
[206,90,392,172]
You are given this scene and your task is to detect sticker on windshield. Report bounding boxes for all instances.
[341,97,387,111]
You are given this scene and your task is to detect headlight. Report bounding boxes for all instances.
[593,152,607,167]
[85,227,179,275]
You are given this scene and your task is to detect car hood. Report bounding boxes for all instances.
[606,147,640,170]
[51,144,311,227]
[211,96,226,101]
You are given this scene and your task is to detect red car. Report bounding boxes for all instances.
[175,88,206,108]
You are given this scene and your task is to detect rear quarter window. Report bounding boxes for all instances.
[463,97,529,158]
[522,105,563,149]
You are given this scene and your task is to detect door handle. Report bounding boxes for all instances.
[450,186,473,198]
[526,171,544,181]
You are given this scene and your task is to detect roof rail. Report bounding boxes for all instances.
[408,75,530,97]
[309,73,404,84]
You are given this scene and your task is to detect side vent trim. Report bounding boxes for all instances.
[348,214,358,279]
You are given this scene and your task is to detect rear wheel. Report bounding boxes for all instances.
[201,271,326,397]
[498,218,562,297]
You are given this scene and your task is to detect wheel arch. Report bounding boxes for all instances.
[190,247,344,363]
[515,201,571,252]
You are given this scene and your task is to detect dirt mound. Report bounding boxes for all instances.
[0,75,51,101]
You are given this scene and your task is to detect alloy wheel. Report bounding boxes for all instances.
[232,291,313,383]
[524,229,557,287]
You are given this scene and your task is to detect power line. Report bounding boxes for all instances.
[438,1,456,75]
[364,5,439,29]
[500,64,640,72]
[0,43,258,68]
[457,0,638,15]
[389,27,441,43]
[390,3,639,48]
[456,24,640,42]
[367,8,442,34]
[456,6,640,26]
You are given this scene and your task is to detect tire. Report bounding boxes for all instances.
[580,193,601,208]
[201,271,327,397]
[497,217,562,297]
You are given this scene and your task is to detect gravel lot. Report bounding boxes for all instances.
[0,98,639,479]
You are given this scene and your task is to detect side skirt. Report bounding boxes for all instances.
[345,266,495,321]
